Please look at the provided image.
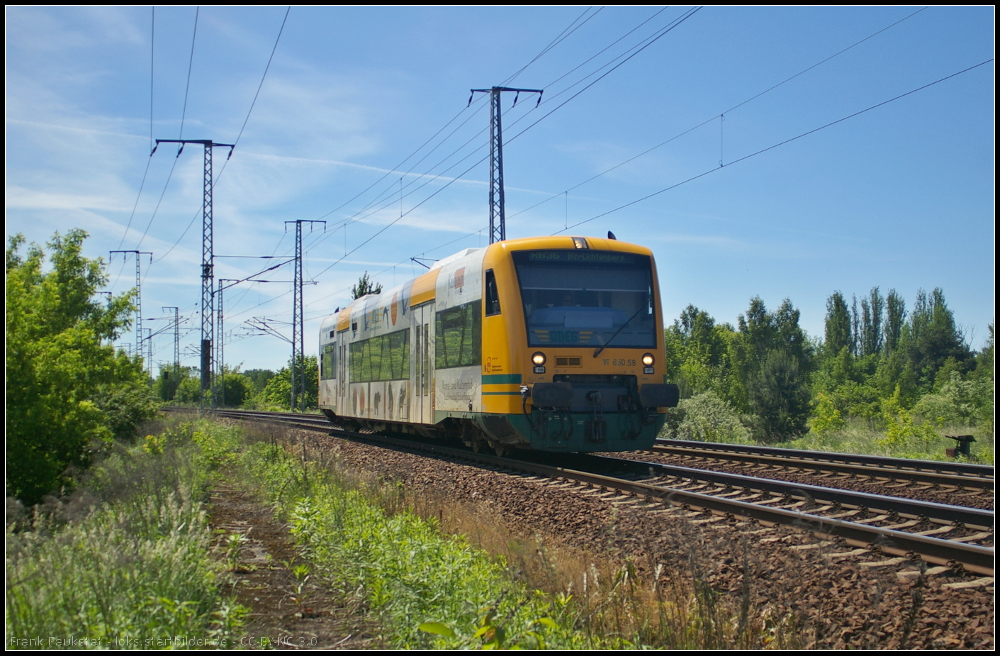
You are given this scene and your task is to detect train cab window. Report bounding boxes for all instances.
[485,269,501,316]
[512,250,656,349]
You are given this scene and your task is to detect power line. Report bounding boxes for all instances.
[506,6,931,223]
[555,58,995,235]
[301,8,635,256]
[504,7,703,148]
[154,8,291,266]
[539,6,669,95]
[178,7,199,141]
[302,9,959,314]
[304,8,701,275]
[136,153,180,254]
[214,8,708,323]
[308,7,605,229]
[116,155,154,251]
[150,7,154,152]
[504,6,603,86]
[134,7,200,255]
[312,102,484,224]
[232,7,290,149]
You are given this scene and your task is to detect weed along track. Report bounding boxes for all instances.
[214,410,993,648]
[206,482,382,649]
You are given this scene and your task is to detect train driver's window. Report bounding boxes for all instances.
[485,269,501,316]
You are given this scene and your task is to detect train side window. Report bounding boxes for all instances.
[485,269,501,316]
[321,343,336,380]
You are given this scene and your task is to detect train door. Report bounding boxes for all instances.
[339,338,347,411]
[412,304,434,424]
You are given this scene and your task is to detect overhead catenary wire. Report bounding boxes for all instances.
[134,6,200,259]
[300,7,700,279]
[303,9,967,317]
[242,9,949,335]
[307,6,606,231]
[299,6,652,258]
[506,5,931,223]
[154,7,290,266]
[554,58,995,235]
[114,9,157,252]
[247,7,702,325]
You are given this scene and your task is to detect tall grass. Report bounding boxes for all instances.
[5,421,244,649]
[787,419,994,464]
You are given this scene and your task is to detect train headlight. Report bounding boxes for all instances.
[642,353,655,366]
[532,351,546,373]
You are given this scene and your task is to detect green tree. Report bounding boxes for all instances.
[733,297,813,419]
[175,375,204,404]
[253,356,319,410]
[218,369,251,408]
[884,289,906,355]
[859,287,885,358]
[154,365,193,402]
[242,368,276,396]
[6,231,159,504]
[665,305,730,398]
[808,392,846,437]
[823,291,852,357]
[748,349,812,442]
[903,288,971,391]
[351,271,383,300]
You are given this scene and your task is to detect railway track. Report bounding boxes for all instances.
[212,409,994,577]
[653,438,994,492]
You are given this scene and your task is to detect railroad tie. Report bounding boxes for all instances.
[941,577,995,590]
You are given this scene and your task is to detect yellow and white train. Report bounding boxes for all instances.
[318,235,679,453]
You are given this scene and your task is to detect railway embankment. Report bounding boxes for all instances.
[222,414,992,649]
[10,413,991,649]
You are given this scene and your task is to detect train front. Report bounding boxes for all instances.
[478,236,679,453]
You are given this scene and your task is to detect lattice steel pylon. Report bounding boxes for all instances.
[469,87,542,244]
[109,250,152,369]
[162,306,179,371]
[153,138,234,408]
[285,220,325,412]
[217,279,225,407]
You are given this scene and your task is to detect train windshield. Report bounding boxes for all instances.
[512,250,656,348]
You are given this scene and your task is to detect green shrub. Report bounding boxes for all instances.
[808,392,846,437]
[661,391,753,444]
[912,370,993,429]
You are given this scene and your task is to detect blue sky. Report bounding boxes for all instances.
[6,6,995,373]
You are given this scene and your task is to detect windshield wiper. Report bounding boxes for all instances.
[593,306,647,358]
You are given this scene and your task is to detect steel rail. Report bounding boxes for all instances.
[356,431,996,577]
[656,438,994,478]
[595,456,993,528]
[212,409,994,575]
[651,443,993,491]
